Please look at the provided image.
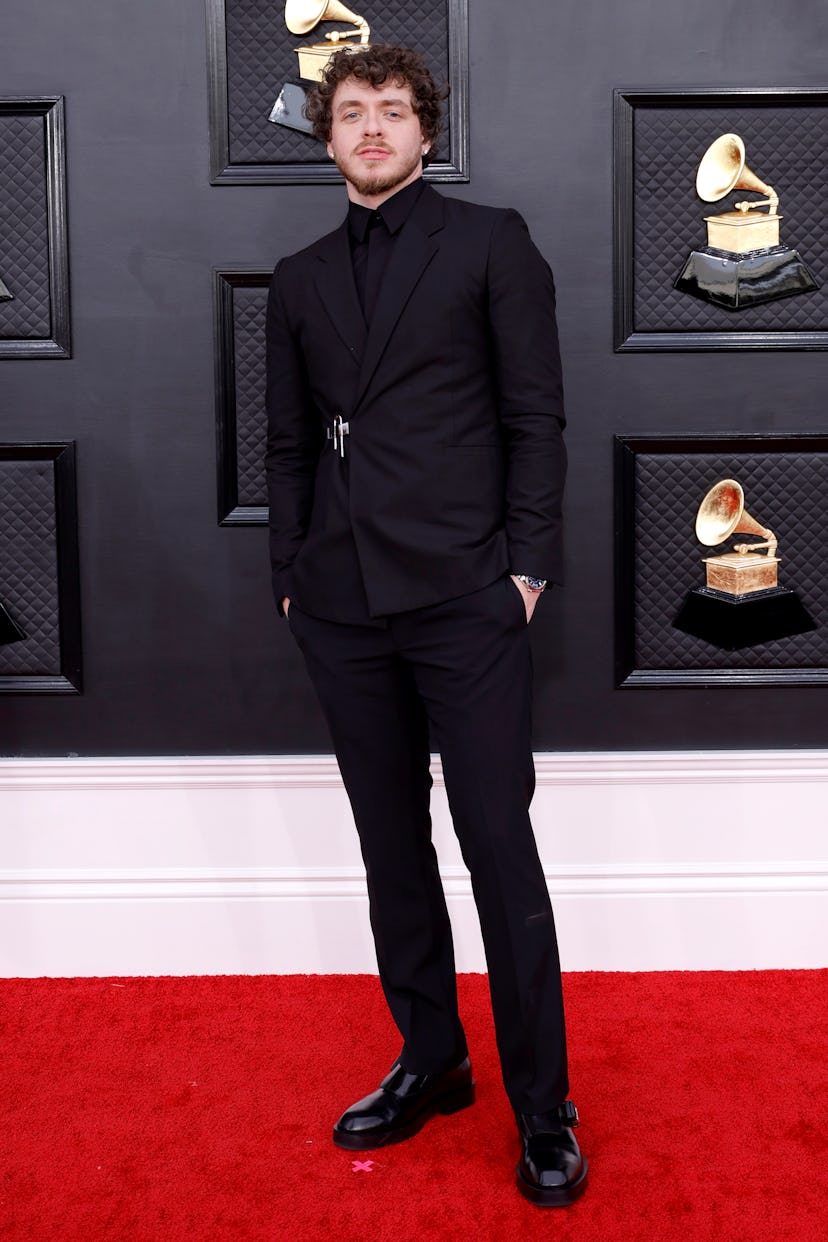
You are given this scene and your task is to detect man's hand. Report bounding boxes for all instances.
[282,597,291,617]
[510,576,542,623]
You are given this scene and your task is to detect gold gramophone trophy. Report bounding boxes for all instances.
[0,597,26,647]
[673,479,815,649]
[269,0,370,134]
[674,133,819,310]
[0,275,13,303]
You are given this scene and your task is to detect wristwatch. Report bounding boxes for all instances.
[514,574,547,593]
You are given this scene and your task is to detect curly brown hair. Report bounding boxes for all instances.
[305,44,448,165]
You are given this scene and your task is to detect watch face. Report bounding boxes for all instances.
[518,575,547,591]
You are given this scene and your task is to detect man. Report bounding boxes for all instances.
[265,44,586,1207]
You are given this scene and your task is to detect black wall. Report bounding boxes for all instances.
[2,0,827,756]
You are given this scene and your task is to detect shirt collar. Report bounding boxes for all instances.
[347,177,425,243]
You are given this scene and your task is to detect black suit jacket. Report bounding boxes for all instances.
[265,184,566,622]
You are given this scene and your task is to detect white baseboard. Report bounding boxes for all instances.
[1,752,827,976]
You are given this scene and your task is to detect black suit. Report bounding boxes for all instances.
[265,184,566,622]
[266,183,570,1113]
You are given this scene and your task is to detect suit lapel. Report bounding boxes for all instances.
[352,185,445,412]
[313,222,368,363]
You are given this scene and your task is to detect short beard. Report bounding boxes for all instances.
[336,146,422,198]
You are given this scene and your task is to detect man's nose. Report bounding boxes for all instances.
[363,112,383,135]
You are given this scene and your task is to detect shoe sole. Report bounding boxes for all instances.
[515,1157,589,1207]
[332,1080,476,1150]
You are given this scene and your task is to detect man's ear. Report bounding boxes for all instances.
[326,143,334,159]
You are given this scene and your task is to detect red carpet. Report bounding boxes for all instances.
[1,971,826,1240]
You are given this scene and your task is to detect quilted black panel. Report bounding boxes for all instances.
[233,283,268,505]
[633,103,828,333]
[225,0,450,165]
[0,460,61,676]
[632,448,828,670]
[0,114,51,339]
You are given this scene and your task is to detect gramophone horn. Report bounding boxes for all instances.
[695,133,776,207]
[695,479,776,555]
[285,0,368,37]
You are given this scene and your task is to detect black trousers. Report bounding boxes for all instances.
[288,575,569,1114]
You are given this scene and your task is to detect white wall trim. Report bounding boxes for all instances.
[2,751,827,975]
[2,860,826,902]
[3,749,828,789]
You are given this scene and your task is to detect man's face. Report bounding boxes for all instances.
[326,77,428,204]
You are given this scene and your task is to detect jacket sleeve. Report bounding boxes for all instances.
[486,209,567,584]
[264,258,323,614]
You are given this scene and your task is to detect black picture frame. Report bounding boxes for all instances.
[214,268,270,525]
[206,0,469,185]
[614,89,828,352]
[0,97,70,359]
[0,443,82,693]
[615,434,828,687]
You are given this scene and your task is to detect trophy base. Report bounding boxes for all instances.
[673,585,816,651]
[674,244,819,310]
[295,41,360,84]
[268,82,314,134]
[703,552,779,594]
[0,599,26,647]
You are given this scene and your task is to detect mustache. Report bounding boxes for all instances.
[354,142,394,155]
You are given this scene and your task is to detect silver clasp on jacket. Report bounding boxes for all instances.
[326,415,350,458]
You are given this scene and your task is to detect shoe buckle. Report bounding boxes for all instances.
[560,1100,579,1128]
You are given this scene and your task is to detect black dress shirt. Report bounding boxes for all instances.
[347,177,426,323]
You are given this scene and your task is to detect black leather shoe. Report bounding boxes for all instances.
[332,1057,475,1150]
[516,1101,588,1206]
